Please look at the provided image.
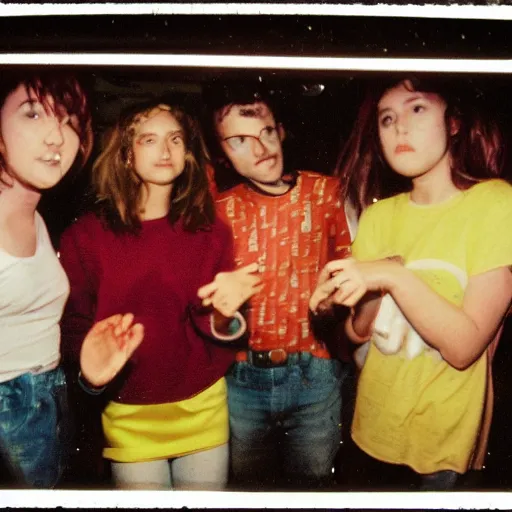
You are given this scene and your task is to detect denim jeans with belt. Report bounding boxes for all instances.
[0,366,70,488]
[226,353,348,489]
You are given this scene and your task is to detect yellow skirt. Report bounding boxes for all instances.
[102,377,229,463]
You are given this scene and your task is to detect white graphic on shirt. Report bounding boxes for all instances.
[354,259,467,368]
[301,201,312,233]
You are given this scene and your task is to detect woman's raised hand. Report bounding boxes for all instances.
[80,313,144,388]
[309,256,404,315]
[197,263,263,318]
[309,258,369,314]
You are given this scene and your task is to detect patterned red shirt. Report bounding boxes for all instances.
[216,171,351,356]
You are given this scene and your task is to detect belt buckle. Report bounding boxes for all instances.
[268,348,287,365]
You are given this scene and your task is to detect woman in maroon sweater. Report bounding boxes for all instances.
[59,101,261,489]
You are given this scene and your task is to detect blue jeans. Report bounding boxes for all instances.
[420,470,459,491]
[0,366,70,488]
[226,354,347,488]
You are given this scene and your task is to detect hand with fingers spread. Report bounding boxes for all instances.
[80,313,145,389]
[197,262,263,318]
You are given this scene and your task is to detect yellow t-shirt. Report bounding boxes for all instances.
[351,179,512,474]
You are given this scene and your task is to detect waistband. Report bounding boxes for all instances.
[236,347,331,368]
[30,361,59,375]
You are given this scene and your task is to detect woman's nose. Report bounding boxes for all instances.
[161,141,172,159]
[395,116,408,135]
[44,118,64,147]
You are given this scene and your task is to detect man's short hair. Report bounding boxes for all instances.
[200,81,285,192]
[202,81,281,130]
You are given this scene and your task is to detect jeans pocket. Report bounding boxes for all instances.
[0,377,30,435]
[301,358,348,391]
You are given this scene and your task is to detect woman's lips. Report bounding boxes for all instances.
[395,144,414,154]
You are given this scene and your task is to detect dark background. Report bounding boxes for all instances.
[0,12,511,491]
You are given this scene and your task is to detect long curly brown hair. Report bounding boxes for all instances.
[93,100,215,233]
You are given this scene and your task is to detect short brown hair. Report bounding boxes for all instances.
[0,71,92,184]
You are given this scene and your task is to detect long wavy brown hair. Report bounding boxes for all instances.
[336,77,505,217]
[93,100,215,233]
[0,71,92,186]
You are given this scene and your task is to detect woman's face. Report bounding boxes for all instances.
[377,81,452,180]
[131,110,187,188]
[0,83,80,190]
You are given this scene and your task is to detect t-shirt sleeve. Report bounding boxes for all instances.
[321,177,352,260]
[467,180,512,276]
[330,199,353,260]
[59,222,98,363]
[351,203,384,261]
[344,198,359,243]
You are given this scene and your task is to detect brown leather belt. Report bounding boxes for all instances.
[249,348,289,367]
[236,346,331,368]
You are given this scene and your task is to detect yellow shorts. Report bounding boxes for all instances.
[102,377,229,463]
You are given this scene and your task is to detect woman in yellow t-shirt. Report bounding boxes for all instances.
[310,77,512,490]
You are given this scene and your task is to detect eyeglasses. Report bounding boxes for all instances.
[222,125,280,152]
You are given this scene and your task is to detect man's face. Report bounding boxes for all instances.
[216,102,284,188]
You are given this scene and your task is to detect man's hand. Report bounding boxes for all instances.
[197,262,263,317]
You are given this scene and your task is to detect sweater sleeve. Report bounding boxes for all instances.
[59,220,98,364]
[188,219,243,342]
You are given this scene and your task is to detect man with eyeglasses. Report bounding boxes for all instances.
[202,83,354,490]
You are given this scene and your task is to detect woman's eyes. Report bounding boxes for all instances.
[25,108,41,120]
[380,104,427,126]
[24,105,75,127]
[380,115,394,127]
[140,135,183,145]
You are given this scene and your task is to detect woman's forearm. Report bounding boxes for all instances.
[348,292,382,343]
[381,263,511,370]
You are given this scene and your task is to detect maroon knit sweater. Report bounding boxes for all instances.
[59,213,236,405]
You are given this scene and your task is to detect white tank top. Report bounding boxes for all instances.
[0,212,70,382]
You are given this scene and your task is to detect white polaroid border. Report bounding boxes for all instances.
[0,3,511,20]
[0,53,511,73]
[0,3,511,510]
[1,489,512,509]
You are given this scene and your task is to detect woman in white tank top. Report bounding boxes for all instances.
[0,71,94,488]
